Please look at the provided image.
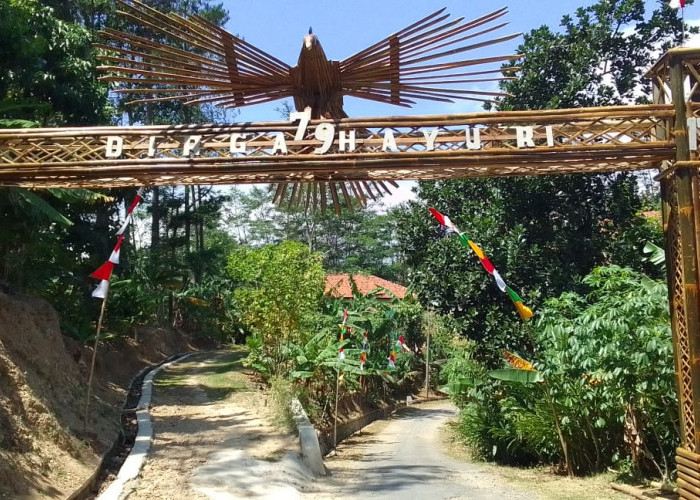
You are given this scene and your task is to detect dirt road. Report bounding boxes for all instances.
[305,401,535,499]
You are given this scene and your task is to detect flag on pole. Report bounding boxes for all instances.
[670,0,686,9]
[338,308,349,359]
[90,261,115,281]
[429,207,533,320]
[91,280,110,299]
[90,191,144,298]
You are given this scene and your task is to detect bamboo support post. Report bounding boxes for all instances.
[666,53,700,500]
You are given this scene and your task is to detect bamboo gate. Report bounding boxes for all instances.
[5,46,700,498]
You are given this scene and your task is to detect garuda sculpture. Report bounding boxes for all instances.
[98,0,519,211]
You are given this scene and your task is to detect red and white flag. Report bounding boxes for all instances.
[670,0,686,8]
[90,190,144,299]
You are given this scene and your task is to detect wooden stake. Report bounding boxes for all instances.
[83,293,109,433]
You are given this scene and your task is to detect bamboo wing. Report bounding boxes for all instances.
[99,0,293,108]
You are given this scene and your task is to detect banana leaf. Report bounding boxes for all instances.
[489,368,543,384]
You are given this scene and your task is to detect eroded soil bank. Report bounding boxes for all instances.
[0,291,204,499]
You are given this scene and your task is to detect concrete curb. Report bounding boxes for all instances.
[290,398,327,476]
[97,353,196,500]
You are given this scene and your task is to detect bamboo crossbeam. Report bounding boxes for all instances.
[0,105,673,140]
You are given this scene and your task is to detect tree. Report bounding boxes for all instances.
[224,187,403,280]
[0,0,110,125]
[395,0,674,360]
[227,241,325,375]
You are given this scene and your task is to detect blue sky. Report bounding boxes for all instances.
[218,0,671,123]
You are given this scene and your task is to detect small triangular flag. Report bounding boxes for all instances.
[91,279,109,299]
[90,261,115,281]
[108,235,125,264]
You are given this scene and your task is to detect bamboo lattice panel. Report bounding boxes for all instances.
[0,105,675,191]
[667,176,697,453]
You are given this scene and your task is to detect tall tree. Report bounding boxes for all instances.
[395,0,677,361]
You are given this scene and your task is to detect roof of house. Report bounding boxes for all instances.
[324,274,408,300]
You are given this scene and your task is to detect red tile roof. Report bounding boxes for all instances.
[324,274,407,300]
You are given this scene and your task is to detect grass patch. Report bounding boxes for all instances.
[197,351,252,401]
[198,370,248,401]
[154,351,251,401]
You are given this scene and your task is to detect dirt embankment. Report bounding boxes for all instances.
[0,291,203,499]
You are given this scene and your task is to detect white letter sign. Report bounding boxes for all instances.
[382,130,398,152]
[423,129,439,151]
[272,133,288,154]
[105,136,123,158]
[515,126,535,148]
[230,133,248,153]
[183,135,202,157]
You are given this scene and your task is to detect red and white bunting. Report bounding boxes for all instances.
[90,191,144,299]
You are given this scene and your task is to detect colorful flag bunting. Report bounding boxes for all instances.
[90,261,115,281]
[360,330,368,371]
[108,235,125,264]
[429,207,533,320]
[506,286,534,320]
[127,194,142,214]
[115,214,131,236]
[503,350,535,371]
[338,308,348,359]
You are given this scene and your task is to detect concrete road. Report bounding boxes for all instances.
[304,401,535,500]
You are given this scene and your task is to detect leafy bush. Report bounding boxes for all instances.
[448,266,677,479]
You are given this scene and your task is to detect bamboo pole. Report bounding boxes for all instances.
[669,54,700,454]
[83,292,109,434]
[425,312,431,399]
[333,368,340,451]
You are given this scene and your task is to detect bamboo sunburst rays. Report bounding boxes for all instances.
[97,1,521,212]
[338,7,520,107]
[99,0,294,109]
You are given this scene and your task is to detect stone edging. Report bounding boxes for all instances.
[290,398,327,476]
[96,353,196,500]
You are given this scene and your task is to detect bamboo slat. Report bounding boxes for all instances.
[679,463,700,480]
[680,471,700,489]
[680,489,700,500]
[680,479,700,498]
[678,447,700,463]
